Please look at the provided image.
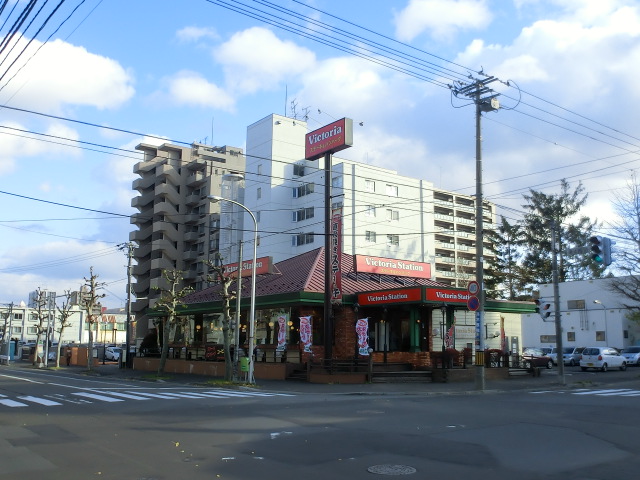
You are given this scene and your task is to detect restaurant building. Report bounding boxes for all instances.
[135,248,533,380]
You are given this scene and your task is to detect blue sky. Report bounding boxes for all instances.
[1,0,638,307]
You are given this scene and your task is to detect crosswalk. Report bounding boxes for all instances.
[0,388,294,408]
[531,388,640,397]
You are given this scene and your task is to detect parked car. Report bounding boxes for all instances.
[105,346,122,361]
[621,346,640,366]
[540,347,553,356]
[521,348,554,369]
[550,346,585,366]
[580,347,627,371]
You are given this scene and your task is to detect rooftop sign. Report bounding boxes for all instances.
[305,118,353,160]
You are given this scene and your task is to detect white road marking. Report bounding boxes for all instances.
[71,392,124,402]
[18,396,62,406]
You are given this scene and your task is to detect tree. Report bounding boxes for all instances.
[608,173,640,313]
[520,179,600,291]
[153,270,193,375]
[31,288,51,367]
[81,267,106,372]
[204,254,237,381]
[485,216,526,300]
[54,290,75,367]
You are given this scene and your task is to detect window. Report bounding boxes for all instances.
[365,231,376,243]
[292,207,314,222]
[256,211,261,222]
[332,175,343,188]
[257,164,262,175]
[332,201,343,210]
[365,179,375,192]
[293,183,314,198]
[567,331,575,342]
[11,326,22,334]
[386,184,398,197]
[365,205,376,217]
[257,187,262,199]
[14,313,23,320]
[292,233,314,246]
[386,209,399,221]
[596,331,606,341]
[27,326,37,335]
[387,234,399,246]
[293,163,305,176]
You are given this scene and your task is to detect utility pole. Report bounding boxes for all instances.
[119,242,134,368]
[451,75,500,391]
[550,221,565,385]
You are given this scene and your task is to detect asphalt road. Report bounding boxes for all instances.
[1,364,640,479]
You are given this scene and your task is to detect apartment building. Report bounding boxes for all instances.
[130,142,245,335]
[242,113,495,288]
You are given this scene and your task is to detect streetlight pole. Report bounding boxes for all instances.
[594,300,608,342]
[208,195,258,384]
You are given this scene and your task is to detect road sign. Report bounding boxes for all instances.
[467,281,479,295]
[467,295,479,311]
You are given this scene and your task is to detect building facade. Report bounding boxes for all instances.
[241,114,496,288]
[130,142,245,336]
[522,277,640,351]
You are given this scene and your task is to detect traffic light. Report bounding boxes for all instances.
[534,298,551,319]
[589,236,614,266]
[590,236,605,264]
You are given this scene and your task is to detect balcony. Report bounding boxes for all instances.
[435,213,454,223]
[185,192,202,206]
[131,192,154,210]
[129,224,153,243]
[133,160,158,174]
[156,163,180,184]
[187,171,206,187]
[184,231,199,243]
[456,217,475,225]
[132,175,156,191]
[155,183,181,206]
[437,242,455,250]
[154,200,179,218]
[184,214,200,224]
[151,257,173,272]
[184,250,199,261]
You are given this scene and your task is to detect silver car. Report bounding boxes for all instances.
[580,347,627,372]
[621,346,640,366]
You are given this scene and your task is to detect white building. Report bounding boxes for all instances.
[0,303,129,346]
[242,113,496,287]
[522,277,640,351]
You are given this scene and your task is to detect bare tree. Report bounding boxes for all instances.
[81,267,106,372]
[205,255,236,381]
[609,173,640,318]
[54,290,75,367]
[153,270,193,375]
[31,288,50,367]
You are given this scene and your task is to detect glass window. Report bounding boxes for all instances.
[257,187,262,199]
[596,331,606,341]
[365,179,375,192]
[387,234,399,246]
[365,231,376,243]
[386,209,399,221]
[386,184,398,197]
[365,205,376,217]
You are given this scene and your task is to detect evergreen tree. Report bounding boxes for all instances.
[485,216,526,300]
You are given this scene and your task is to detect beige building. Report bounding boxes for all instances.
[130,142,245,337]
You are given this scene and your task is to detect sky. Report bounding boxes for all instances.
[0,0,638,309]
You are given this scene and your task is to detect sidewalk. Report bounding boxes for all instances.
[6,359,634,396]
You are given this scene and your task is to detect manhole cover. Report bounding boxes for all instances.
[367,464,417,475]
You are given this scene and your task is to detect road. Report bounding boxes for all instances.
[1,365,639,479]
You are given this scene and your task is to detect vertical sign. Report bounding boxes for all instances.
[330,208,342,304]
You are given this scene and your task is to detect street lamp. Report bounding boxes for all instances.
[594,300,608,342]
[208,194,258,384]
[440,303,447,369]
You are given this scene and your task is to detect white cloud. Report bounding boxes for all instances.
[176,26,219,43]
[214,27,316,94]
[394,0,492,42]
[165,70,235,110]
[2,38,135,113]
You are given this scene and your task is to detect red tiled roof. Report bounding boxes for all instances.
[184,248,450,305]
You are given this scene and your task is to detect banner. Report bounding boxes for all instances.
[445,324,455,349]
[274,313,288,351]
[356,317,369,355]
[330,208,342,304]
[299,316,313,353]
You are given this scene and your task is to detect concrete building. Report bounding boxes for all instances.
[130,142,245,337]
[242,113,496,287]
[522,277,640,351]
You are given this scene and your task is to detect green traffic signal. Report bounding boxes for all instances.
[590,236,604,264]
[589,235,614,266]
